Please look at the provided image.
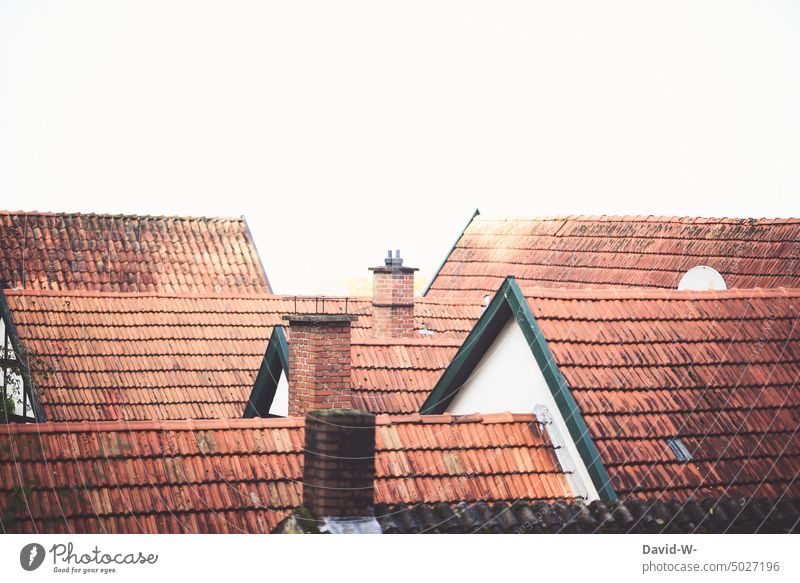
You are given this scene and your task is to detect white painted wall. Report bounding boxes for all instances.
[268,371,289,417]
[446,318,599,500]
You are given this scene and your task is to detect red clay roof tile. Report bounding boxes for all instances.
[2,290,482,421]
[427,215,800,298]
[523,286,800,501]
[0,211,270,294]
[0,414,571,533]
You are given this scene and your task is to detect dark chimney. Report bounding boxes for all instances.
[303,409,376,520]
[369,250,418,338]
[282,313,358,416]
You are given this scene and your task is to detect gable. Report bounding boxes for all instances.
[244,326,289,418]
[423,278,617,501]
[446,317,599,500]
[447,317,549,414]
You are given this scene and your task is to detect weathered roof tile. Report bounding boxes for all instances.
[0,413,570,533]
[524,286,800,501]
[0,211,270,294]
[3,290,482,421]
[428,215,800,297]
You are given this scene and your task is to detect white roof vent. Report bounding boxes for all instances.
[418,323,435,337]
[481,294,492,314]
[677,266,727,291]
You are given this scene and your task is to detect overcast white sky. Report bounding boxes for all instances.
[1,1,798,294]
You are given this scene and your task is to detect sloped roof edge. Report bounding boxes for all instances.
[241,214,273,293]
[422,207,480,296]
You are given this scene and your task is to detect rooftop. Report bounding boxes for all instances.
[1,289,482,421]
[426,214,800,297]
[525,285,800,500]
[0,211,271,294]
[0,413,571,533]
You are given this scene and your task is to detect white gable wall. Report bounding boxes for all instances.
[446,317,599,500]
[268,371,289,416]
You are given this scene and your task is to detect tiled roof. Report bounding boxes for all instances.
[427,215,800,298]
[368,497,800,533]
[0,211,270,294]
[373,413,571,505]
[2,290,481,421]
[352,337,463,414]
[524,287,800,501]
[0,413,571,533]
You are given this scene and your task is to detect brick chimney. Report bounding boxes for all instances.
[303,409,377,522]
[369,250,418,338]
[282,313,358,416]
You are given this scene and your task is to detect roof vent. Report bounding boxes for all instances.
[666,437,693,462]
[677,266,726,291]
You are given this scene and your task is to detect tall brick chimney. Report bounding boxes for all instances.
[282,313,358,416]
[369,250,418,338]
[303,409,377,522]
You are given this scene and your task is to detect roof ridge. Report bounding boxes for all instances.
[414,296,485,306]
[377,412,537,425]
[2,289,483,307]
[0,210,245,223]
[521,286,800,300]
[353,337,464,347]
[472,214,800,224]
[0,416,305,434]
[1,412,539,434]
[1,290,372,302]
[2,289,288,300]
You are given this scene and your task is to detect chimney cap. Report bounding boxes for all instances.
[369,249,418,273]
[385,249,403,267]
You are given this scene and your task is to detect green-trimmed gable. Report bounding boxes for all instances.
[243,325,289,418]
[421,277,617,502]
